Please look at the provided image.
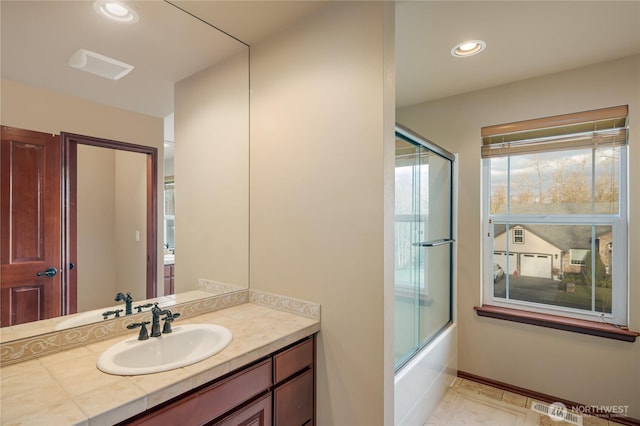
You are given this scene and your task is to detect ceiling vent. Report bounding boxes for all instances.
[67,48,134,80]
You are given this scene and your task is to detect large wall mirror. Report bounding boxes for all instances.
[0,1,249,340]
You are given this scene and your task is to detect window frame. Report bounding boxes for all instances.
[482,145,628,326]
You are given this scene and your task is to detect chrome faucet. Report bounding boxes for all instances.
[150,303,163,337]
[115,292,133,315]
[149,303,181,337]
[124,303,181,340]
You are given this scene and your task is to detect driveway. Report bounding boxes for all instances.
[493,275,560,305]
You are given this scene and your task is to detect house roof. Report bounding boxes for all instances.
[493,202,614,252]
[494,224,612,252]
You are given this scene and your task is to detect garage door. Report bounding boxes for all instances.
[520,253,552,278]
[494,252,518,275]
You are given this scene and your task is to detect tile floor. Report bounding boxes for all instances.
[426,378,626,426]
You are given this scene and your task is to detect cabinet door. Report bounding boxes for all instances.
[214,393,272,426]
[164,275,174,295]
[163,265,174,295]
[273,370,313,426]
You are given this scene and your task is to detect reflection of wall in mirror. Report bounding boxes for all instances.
[115,151,147,300]
[175,50,249,292]
[77,145,115,311]
[0,78,165,308]
[77,146,147,311]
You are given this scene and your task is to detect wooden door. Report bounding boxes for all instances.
[1,126,62,326]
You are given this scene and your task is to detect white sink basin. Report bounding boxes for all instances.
[97,324,232,375]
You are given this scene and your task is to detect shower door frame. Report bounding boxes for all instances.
[394,123,457,372]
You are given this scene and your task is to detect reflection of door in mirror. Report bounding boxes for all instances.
[1,127,62,326]
[63,133,157,316]
[0,127,157,327]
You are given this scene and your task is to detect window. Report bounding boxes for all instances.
[513,228,524,244]
[570,249,589,266]
[482,106,628,326]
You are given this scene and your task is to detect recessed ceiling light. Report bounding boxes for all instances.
[451,40,486,58]
[94,1,139,24]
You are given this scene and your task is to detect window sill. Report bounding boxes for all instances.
[474,304,639,342]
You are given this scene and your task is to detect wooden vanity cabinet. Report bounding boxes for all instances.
[163,264,174,295]
[272,337,315,425]
[121,335,315,426]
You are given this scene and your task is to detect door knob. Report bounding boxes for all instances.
[36,267,57,277]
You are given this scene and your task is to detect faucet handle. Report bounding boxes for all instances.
[134,303,154,313]
[162,311,180,334]
[127,321,150,340]
[102,309,124,320]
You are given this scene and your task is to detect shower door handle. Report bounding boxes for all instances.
[412,239,455,247]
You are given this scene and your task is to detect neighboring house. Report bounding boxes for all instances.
[493,224,612,279]
[492,202,615,279]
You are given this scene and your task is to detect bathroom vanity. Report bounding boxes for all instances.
[0,290,320,425]
[122,336,315,425]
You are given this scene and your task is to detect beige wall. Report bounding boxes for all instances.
[174,50,249,292]
[115,150,148,300]
[398,55,640,418]
[77,146,117,311]
[1,79,163,147]
[76,148,147,311]
[1,79,165,300]
[250,2,395,424]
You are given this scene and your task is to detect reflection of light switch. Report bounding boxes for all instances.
[135,230,140,242]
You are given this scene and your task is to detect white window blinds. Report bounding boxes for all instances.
[481,105,628,158]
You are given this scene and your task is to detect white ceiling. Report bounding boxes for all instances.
[0,1,246,118]
[2,1,639,116]
[171,1,326,45]
[394,1,640,108]
[180,1,640,108]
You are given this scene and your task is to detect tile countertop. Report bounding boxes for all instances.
[0,303,320,426]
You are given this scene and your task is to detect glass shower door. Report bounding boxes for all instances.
[394,125,454,371]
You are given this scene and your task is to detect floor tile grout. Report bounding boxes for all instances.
[425,378,625,426]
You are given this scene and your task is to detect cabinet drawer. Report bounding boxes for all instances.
[164,264,174,277]
[130,359,272,425]
[214,393,272,426]
[273,369,313,426]
[273,338,313,384]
